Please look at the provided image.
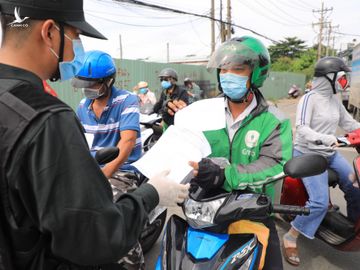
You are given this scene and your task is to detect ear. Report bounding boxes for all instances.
[40,20,58,47]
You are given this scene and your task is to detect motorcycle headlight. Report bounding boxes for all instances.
[184,197,226,228]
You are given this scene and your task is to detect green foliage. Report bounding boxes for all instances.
[269,38,317,80]
[269,37,307,62]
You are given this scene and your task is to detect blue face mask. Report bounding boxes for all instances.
[219,73,249,100]
[139,88,148,94]
[59,39,85,81]
[161,80,172,90]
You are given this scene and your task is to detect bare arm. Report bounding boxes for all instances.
[101,129,137,178]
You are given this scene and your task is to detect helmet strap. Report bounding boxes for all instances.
[50,23,65,82]
[227,89,253,103]
[324,73,337,94]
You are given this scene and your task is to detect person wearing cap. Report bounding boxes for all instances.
[153,67,189,128]
[184,77,203,104]
[0,1,189,269]
[137,81,157,106]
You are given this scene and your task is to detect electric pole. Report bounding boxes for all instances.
[326,22,332,56]
[211,0,215,53]
[220,0,226,42]
[119,34,123,60]
[166,42,169,63]
[226,0,231,40]
[312,1,333,60]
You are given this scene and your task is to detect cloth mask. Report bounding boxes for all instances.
[220,73,249,100]
[335,74,348,92]
[82,85,104,99]
[139,88,148,94]
[161,80,172,90]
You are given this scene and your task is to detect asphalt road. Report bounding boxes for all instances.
[144,97,360,269]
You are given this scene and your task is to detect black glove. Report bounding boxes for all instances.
[191,158,225,190]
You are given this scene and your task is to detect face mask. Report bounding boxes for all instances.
[335,75,349,92]
[161,80,172,90]
[139,88,148,94]
[49,30,85,81]
[220,73,249,100]
[82,85,104,100]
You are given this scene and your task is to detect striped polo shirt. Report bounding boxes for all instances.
[77,86,141,171]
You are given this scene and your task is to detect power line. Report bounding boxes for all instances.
[87,12,203,27]
[239,0,310,27]
[334,31,360,38]
[111,0,279,43]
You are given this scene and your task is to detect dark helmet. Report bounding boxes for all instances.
[207,36,271,88]
[0,0,106,39]
[158,68,178,81]
[184,77,192,83]
[314,57,350,77]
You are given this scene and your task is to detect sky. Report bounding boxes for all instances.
[81,0,360,62]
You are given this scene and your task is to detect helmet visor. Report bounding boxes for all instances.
[71,77,100,88]
[207,41,259,71]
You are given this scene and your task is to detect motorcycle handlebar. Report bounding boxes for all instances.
[272,204,310,216]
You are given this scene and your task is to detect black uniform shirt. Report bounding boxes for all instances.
[0,64,159,269]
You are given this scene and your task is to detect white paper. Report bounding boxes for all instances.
[174,98,226,131]
[133,125,212,183]
[84,133,94,149]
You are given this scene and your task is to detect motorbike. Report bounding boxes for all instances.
[139,103,163,153]
[280,129,360,252]
[288,85,301,99]
[95,147,167,254]
[155,154,327,269]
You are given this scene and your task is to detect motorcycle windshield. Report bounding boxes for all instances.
[187,227,229,260]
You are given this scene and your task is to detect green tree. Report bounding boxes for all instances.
[269,37,307,62]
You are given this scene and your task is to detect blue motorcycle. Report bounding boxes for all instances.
[155,154,327,269]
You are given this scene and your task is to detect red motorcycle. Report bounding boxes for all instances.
[280,129,360,251]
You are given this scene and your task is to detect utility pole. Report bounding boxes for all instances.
[226,0,231,40]
[119,34,123,60]
[220,0,226,42]
[166,42,169,63]
[312,1,333,60]
[326,22,332,56]
[211,0,215,54]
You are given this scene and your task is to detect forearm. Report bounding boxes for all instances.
[102,138,136,177]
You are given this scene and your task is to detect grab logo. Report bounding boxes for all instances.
[244,130,260,148]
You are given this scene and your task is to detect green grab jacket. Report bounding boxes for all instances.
[203,90,293,200]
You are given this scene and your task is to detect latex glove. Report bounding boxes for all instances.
[190,158,225,190]
[148,170,190,207]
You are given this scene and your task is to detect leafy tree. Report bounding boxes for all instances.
[269,37,307,62]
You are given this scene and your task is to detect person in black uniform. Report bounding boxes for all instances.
[153,67,189,128]
[0,1,189,269]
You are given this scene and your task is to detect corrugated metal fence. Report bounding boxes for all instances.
[49,58,306,110]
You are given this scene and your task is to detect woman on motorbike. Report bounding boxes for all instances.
[283,56,360,266]
[169,36,293,270]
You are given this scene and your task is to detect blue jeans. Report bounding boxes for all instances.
[291,149,360,239]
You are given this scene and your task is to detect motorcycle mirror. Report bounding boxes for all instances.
[284,154,328,178]
[95,147,119,165]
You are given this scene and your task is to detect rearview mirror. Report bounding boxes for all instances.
[95,147,119,165]
[284,154,328,178]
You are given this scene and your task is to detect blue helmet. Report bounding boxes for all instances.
[76,50,116,80]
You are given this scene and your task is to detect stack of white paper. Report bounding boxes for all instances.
[133,98,226,183]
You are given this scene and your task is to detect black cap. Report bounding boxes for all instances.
[0,0,107,40]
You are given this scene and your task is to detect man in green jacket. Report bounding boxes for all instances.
[168,36,293,270]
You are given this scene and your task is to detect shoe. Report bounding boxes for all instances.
[282,244,300,266]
